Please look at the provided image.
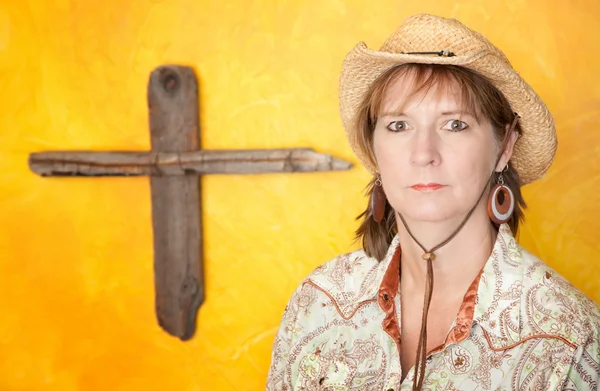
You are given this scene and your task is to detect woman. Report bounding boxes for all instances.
[266,14,600,391]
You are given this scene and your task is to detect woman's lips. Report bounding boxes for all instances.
[410,183,446,192]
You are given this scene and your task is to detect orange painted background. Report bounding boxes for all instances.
[1,1,600,390]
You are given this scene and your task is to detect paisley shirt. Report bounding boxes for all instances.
[266,224,600,390]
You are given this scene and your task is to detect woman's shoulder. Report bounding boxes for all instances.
[518,247,600,346]
[294,248,384,317]
[306,248,379,279]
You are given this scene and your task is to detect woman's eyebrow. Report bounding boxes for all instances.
[440,110,475,117]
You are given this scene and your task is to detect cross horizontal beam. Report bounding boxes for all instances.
[28,148,352,176]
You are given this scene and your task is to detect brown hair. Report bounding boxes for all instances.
[354,64,526,260]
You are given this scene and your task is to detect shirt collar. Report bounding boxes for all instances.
[373,223,524,349]
[374,223,517,294]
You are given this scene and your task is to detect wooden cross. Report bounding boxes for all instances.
[28,65,352,341]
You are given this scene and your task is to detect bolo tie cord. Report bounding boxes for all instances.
[398,181,487,391]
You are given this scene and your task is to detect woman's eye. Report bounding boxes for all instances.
[387,121,409,132]
[443,119,468,131]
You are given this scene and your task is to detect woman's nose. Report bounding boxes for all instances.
[410,129,441,167]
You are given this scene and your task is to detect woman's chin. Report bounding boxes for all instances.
[400,212,452,223]
[395,203,456,223]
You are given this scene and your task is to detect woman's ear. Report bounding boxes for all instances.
[495,129,519,171]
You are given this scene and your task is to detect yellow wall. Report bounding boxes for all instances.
[2,1,600,390]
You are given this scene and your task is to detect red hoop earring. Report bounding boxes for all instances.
[371,175,386,223]
[487,170,514,225]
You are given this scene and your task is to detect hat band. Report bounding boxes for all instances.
[402,50,456,57]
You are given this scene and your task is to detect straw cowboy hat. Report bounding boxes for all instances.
[339,13,557,184]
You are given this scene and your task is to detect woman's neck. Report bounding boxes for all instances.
[396,207,497,293]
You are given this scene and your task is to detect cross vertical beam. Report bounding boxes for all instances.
[148,66,203,340]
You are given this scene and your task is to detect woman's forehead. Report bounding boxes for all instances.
[380,71,467,116]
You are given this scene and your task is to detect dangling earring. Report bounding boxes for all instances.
[371,174,386,223]
[487,166,515,225]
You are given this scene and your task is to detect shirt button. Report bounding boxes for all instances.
[386,389,394,391]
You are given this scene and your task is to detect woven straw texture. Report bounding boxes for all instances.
[339,14,557,184]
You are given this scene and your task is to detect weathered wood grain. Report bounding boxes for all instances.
[28,148,352,176]
[148,65,203,341]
